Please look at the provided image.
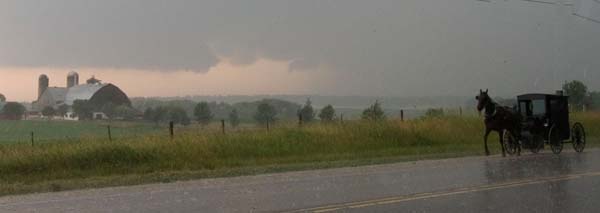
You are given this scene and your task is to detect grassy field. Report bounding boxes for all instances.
[0,120,162,144]
[0,113,598,196]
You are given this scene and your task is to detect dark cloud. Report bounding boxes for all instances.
[0,0,599,95]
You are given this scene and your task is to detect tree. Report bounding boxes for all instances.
[56,104,69,117]
[194,102,213,126]
[0,93,5,102]
[144,106,168,125]
[41,106,56,118]
[114,105,138,121]
[72,100,94,120]
[563,80,588,110]
[590,91,600,110]
[319,105,336,122]
[143,107,155,121]
[229,109,240,127]
[1,102,26,120]
[169,106,191,125]
[101,102,117,120]
[254,102,277,125]
[362,101,386,121]
[298,98,315,123]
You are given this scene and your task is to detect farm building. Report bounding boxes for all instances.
[32,72,131,119]
[0,99,5,111]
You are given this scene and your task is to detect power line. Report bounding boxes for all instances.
[573,12,600,24]
[474,0,600,25]
[521,0,556,5]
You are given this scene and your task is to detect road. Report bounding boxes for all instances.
[1,149,600,212]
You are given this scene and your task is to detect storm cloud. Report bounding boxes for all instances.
[1,0,599,96]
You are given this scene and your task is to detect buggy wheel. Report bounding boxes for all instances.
[530,134,544,154]
[572,122,586,153]
[502,130,518,156]
[549,125,563,155]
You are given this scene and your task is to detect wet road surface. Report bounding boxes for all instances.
[1,149,599,212]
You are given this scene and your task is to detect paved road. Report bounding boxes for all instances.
[1,149,600,213]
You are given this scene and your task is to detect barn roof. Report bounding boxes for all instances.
[43,87,68,103]
[65,83,108,105]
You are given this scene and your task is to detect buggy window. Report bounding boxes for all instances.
[531,99,546,116]
[519,101,529,117]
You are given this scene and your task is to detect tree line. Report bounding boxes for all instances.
[141,99,354,126]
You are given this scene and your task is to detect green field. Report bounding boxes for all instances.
[0,120,163,144]
[0,113,598,196]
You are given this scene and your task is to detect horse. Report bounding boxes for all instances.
[476,89,521,157]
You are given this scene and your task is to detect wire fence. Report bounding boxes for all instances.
[0,107,477,145]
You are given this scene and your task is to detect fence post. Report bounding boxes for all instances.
[459,107,463,116]
[221,119,226,134]
[31,131,34,147]
[400,110,404,121]
[169,121,174,139]
[107,125,112,141]
[267,118,270,132]
[298,113,303,127]
[340,113,344,124]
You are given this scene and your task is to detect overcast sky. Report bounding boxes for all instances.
[1,0,599,101]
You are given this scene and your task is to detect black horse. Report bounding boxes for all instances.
[476,90,521,157]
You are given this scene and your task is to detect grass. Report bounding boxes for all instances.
[0,120,161,144]
[0,113,598,196]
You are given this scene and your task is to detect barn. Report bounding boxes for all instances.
[33,72,131,119]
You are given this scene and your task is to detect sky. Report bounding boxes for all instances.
[1,0,599,102]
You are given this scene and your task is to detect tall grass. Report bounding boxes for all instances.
[0,113,597,195]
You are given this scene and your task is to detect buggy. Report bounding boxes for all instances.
[502,92,586,155]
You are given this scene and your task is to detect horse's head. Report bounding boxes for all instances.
[476,89,490,112]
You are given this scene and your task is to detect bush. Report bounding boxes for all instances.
[1,102,26,120]
[362,101,385,121]
[319,105,336,122]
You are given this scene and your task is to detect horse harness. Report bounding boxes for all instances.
[484,101,498,120]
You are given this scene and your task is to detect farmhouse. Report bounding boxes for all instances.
[32,72,131,119]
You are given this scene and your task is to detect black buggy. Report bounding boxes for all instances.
[502,92,586,155]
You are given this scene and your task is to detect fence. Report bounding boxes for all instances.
[0,107,475,145]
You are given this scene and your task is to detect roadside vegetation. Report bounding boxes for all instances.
[0,112,598,196]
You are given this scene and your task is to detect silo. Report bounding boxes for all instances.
[38,74,49,99]
[67,71,79,88]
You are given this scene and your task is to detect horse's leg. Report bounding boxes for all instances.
[498,131,506,157]
[484,129,491,156]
